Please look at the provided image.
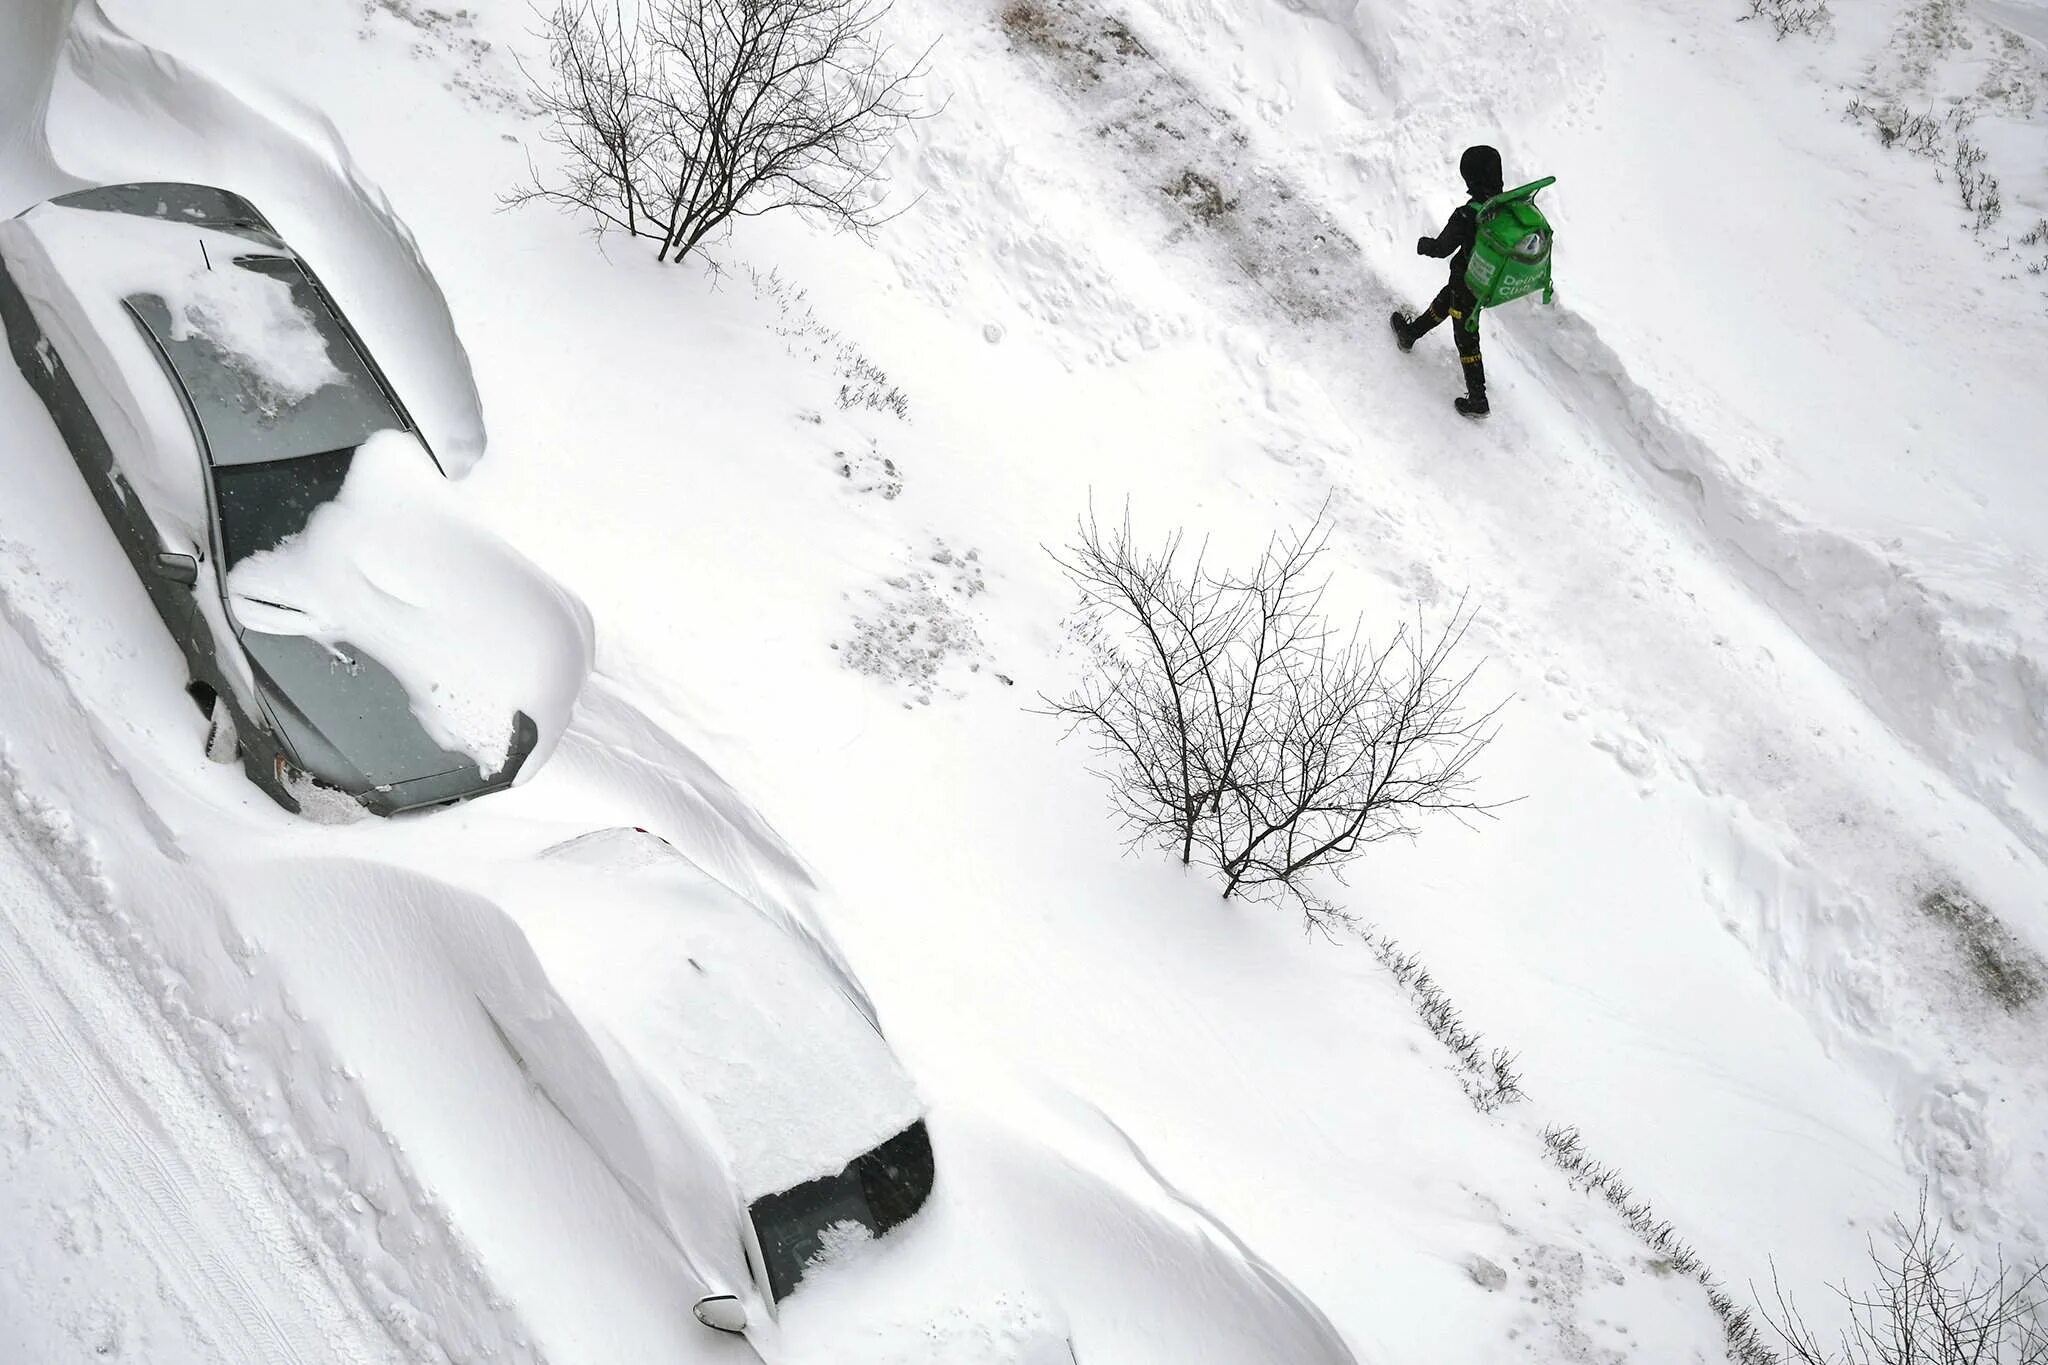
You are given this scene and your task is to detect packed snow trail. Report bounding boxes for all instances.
[942,0,2048,1269]
[0,632,411,1365]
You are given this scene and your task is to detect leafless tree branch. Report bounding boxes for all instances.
[1759,1190,2048,1365]
[505,0,935,263]
[1042,503,1506,929]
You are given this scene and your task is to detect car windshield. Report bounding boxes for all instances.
[747,1120,935,1302]
[212,449,355,572]
[125,255,399,467]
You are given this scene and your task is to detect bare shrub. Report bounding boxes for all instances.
[508,0,932,263]
[1843,98,2004,230]
[2021,218,2048,276]
[1044,507,1502,930]
[1742,0,1833,39]
[1952,133,2003,230]
[1761,1192,2048,1364]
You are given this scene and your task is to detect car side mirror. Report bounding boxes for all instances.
[692,1294,748,1334]
[154,552,199,587]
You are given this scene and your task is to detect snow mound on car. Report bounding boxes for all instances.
[165,252,342,412]
[499,844,925,1200]
[227,429,593,777]
[0,202,228,544]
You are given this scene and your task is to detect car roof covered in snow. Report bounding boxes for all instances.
[506,829,925,1202]
[1,192,403,476]
[0,197,229,545]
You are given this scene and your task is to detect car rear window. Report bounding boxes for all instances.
[213,448,354,570]
[747,1119,936,1302]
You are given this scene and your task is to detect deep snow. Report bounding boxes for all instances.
[0,0,2044,1361]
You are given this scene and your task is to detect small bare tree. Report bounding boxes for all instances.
[1045,507,1502,929]
[508,0,931,263]
[1761,1193,2048,1365]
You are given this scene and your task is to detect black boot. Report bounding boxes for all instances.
[1455,352,1489,419]
[1389,310,1416,352]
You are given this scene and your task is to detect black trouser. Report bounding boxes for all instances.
[1406,281,1486,402]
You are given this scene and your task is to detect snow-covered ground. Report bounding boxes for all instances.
[1,0,2044,1360]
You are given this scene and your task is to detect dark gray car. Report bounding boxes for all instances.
[0,182,536,816]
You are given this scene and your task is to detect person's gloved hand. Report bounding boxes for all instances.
[1415,235,1433,255]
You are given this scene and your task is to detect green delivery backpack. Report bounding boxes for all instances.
[1463,176,1557,320]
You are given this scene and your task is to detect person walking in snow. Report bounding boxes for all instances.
[1389,144,1505,419]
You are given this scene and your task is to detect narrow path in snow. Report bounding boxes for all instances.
[974,0,2048,1262]
[0,357,550,1361]
[0,738,405,1365]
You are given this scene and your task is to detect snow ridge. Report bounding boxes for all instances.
[0,565,547,1363]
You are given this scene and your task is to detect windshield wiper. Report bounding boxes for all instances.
[233,593,310,615]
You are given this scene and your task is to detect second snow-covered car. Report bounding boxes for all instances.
[0,182,563,816]
[522,828,938,1326]
[508,828,1075,1361]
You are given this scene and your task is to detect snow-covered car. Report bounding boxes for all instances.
[509,828,1076,1361]
[0,182,582,816]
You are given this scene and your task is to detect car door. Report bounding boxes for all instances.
[0,258,206,652]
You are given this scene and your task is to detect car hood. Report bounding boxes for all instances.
[240,627,496,792]
[224,430,593,783]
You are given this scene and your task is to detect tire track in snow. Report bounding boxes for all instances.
[0,749,396,1364]
[0,531,551,1361]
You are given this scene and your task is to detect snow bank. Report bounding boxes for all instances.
[226,430,593,777]
[221,852,756,1362]
[38,0,490,472]
[0,202,217,546]
[0,0,80,205]
[775,1095,1361,1365]
[773,1199,1076,1365]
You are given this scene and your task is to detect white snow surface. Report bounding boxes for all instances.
[226,430,596,778]
[496,831,924,1199]
[0,203,217,545]
[0,0,2045,1361]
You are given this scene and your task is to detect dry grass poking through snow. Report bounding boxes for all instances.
[1748,0,2048,241]
[1741,0,1833,40]
[748,266,911,419]
[1359,930,1525,1114]
[1918,884,2046,1013]
[1542,1125,1781,1365]
[1357,920,1778,1362]
[1349,913,1792,1359]
[1842,97,2005,232]
[2019,217,2048,277]
[836,542,1009,705]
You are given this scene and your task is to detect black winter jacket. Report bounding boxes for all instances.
[1418,203,1481,284]
[1416,145,1505,290]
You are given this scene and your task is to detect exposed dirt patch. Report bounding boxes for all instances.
[1920,883,2045,1012]
[992,0,1366,324]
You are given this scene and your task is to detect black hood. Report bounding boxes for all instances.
[1460,145,1504,200]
